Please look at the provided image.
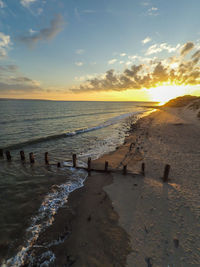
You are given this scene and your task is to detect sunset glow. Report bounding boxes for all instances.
[148,84,190,104]
[0,2,200,265]
[0,0,199,101]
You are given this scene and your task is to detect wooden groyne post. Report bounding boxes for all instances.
[105,161,108,172]
[88,157,91,172]
[73,154,77,168]
[6,151,11,161]
[45,152,49,165]
[123,165,127,175]
[141,162,145,176]
[0,149,148,178]
[20,150,25,161]
[129,143,135,151]
[163,164,170,182]
[0,149,3,158]
[29,152,35,164]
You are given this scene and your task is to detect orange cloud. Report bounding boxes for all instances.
[71,42,200,93]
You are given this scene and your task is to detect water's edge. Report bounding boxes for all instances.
[1,109,154,267]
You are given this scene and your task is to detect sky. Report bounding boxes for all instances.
[0,0,200,102]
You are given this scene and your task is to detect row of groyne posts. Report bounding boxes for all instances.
[0,149,171,182]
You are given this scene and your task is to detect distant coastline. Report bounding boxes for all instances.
[0,98,51,101]
[0,97,159,103]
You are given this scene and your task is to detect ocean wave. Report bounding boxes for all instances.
[2,111,141,151]
[0,109,147,266]
[0,110,118,125]
[2,168,87,267]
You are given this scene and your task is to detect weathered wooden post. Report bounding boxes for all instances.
[0,149,3,158]
[129,143,135,151]
[163,164,170,182]
[6,151,11,161]
[123,165,127,175]
[20,150,25,161]
[29,152,35,164]
[57,162,61,168]
[141,162,145,176]
[72,154,77,168]
[88,157,91,172]
[45,152,49,165]
[105,161,108,172]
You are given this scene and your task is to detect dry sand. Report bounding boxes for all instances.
[103,107,200,266]
[26,105,200,266]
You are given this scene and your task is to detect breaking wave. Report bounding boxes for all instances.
[2,111,141,151]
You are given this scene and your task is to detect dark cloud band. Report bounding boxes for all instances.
[71,42,200,93]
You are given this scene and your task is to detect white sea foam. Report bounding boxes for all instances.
[3,168,87,267]
[2,108,153,266]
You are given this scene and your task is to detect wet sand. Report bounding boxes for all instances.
[25,105,200,266]
[27,173,131,267]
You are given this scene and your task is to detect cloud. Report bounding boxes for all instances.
[125,61,132,66]
[76,49,85,55]
[19,14,65,47]
[74,73,98,82]
[0,63,41,93]
[108,58,117,65]
[0,81,40,92]
[70,42,200,93]
[0,75,40,92]
[141,2,150,6]
[146,43,181,55]
[142,37,151,44]
[120,53,126,57]
[0,0,5,8]
[0,64,18,72]
[29,28,37,35]
[0,32,11,58]
[20,0,37,8]
[75,61,83,66]
[180,42,195,56]
[192,50,200,63]
[147,7,159,16]
[128,54,157,63]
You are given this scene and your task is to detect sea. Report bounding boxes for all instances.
[0,99,156,266]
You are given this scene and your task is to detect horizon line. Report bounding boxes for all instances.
[0,97,159,103]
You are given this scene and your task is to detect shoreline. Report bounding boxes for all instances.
[27,172,132,266]
[19,111,147,266]
[20,107,151,266]
[104,106,200,266]
[0,107,150,266]
[5,104,200,266]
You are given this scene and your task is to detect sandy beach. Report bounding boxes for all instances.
[2,2,200,265]
[104,105,200,266]
[24,98,200,266]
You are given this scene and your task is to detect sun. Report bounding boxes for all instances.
[148,84,189,105]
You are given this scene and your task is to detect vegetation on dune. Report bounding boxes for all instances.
[163,95,200,108]
[188,99,200,110]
